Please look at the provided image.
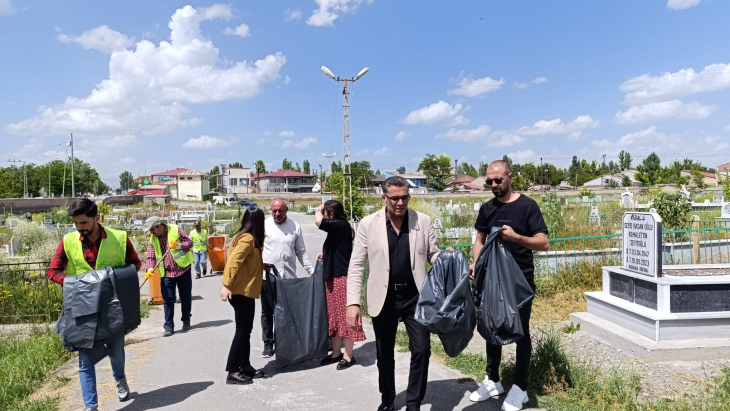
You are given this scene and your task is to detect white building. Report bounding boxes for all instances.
[175,169,211,201]
[219,167,252,194]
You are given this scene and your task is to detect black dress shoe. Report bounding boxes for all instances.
[336,357,357,370]
[377,403,394,411]
[241,366,265,379]
[320,354,343,366]
[182,321,191,331]
[163,329,174,337]
[262,344,275,358]
[226,372,253,385]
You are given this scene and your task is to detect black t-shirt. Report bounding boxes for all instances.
[474,195,548,282]
[386,212,412,284]
[319,219,354,280]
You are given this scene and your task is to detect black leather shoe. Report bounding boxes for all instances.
[226,372,253,385]
[262,344,275,358]
[163,329,174,337]
[377,403,394,411]
[336,357,357,370]
[241,366,265,379]
[320,354,343,366]
[182,321,191,331]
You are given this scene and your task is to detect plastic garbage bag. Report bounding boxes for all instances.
[415,250,476,357]
[264,260,329,369]
[472,227,535,345]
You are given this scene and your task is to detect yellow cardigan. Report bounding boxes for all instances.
[222,233,263,299]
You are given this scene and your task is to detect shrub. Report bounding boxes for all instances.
[652,192,693,230]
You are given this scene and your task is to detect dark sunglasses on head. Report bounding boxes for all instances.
[384,194,411,203]
[486,178,504,186]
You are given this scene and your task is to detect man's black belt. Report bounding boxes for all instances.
[393,282,415,291]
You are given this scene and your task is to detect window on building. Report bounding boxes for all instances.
[239,178,248,186]
[230,178,237,186]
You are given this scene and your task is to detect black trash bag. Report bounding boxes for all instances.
[472,227,535,345]
[264,260,329,369]
[415,250,476,357]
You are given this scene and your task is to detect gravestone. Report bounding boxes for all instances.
[10,236,21,256]
[473,203,480,211]
[721,202,730,219]
[582,196,589,203]
[433,218,442,230]
[713,193,723,204]
[680,185,690,199]
[621,189,634,208]
[9,219,18,228]
[43,218,52,229]
[596,194,602,202]
[589,206,600,225]
[622,211,663,277]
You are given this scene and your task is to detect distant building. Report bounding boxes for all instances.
[583,175,625,187]
[680,170,717,186]
[217,167,252,194]
[151,168,188,183]
[717,162,730,177]
[373,171,429,194]
[257,170,315,193]
[132,185,170,196]
[444,174,476,189]
[175,169,211,201]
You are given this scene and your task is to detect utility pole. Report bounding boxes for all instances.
[602,153,607,187]
[454,159,459,178]
[70,133,75,198]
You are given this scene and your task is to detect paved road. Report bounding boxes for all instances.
[65,213,512,411]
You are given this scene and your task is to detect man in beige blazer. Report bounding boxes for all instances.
[347,176,450,411]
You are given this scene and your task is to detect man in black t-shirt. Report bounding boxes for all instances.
[469,160,549,411]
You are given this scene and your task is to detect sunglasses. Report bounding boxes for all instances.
[485,178,505,186]
[384,194,411,203]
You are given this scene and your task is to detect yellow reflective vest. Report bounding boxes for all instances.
[63,227,127,275]
[190,228,208,253]
[150,224,193,277]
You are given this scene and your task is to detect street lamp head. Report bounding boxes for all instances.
[321,66,336,80]
[355,67,369,80]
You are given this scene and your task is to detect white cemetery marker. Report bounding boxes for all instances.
[622,212,663,277]
[680,185,690,199]
[596,194,602,202]
[582,196,589,203]
[473,203,480,211]
[722,202,730,219]
[589,206,600,225]
[10,236,21,256]
[433,218,442,230]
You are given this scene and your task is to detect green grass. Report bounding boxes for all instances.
[0,327,74,411]
[140,298,153,319]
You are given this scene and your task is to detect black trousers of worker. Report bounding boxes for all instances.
[485,298,534,391]
[371,283,431,410]
[260,274,276,346]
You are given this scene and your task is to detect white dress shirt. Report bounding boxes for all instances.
[262,216,314,279]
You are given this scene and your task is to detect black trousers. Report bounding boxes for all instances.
[372,284,431,410]
[225,295,256,373]
[260,275,276,345]
[485,298,533,391]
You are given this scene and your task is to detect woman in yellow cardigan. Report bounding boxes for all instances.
[221,206,266,385]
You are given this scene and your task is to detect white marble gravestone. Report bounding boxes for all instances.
[622,211,663,277]
[680,185,690,199]
[589,206,600,225]
[621,189,634,208]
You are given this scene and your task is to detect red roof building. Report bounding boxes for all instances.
[151,168,188,183]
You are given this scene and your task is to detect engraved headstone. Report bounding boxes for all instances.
[622,212,663,277]
[10,236,21,256]
[680,185,690,199]
[433,218,442,230]
[722,202,730,219]
[621,189,634,208]
[713,193,723,204]
[473,203,480,211]
[582,196,589,203]
[589,206,600,225]
[595,195,602,202]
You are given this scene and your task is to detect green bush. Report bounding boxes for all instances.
[652,192,693,230]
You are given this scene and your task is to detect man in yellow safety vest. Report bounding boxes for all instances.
[190,220,208,279]
[143,216,194,337]
[47,199,142,411]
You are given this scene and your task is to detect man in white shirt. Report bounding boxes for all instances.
[260,198,314,358]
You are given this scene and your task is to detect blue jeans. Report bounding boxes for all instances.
[160,267,192,330]
[78,334,126,409]
[193,252,208,276]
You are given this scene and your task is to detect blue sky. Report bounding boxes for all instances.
[1,0,729,186]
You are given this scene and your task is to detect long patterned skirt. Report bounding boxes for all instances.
[325,276,366,342]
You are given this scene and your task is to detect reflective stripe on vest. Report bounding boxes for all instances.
[150,224,193,277]
[190,229,208,253]
[62,227,127,276]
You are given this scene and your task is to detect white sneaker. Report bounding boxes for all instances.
[469,378,504,402]
[501,385,528,411]
[115,376,130,402]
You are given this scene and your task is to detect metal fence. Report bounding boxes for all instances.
[0,261,60,324]
[440,221,730,278]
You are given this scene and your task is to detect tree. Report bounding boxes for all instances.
[460,162,479,178]
[502,155,513,170]
[208,165,220,190]
[331,161,342,174]
[254,160,266,176]
[375,169,381,176]
[119,171,135,191]
[228,162,243,168]
[418,154,452,191]
[351,161,375,187]
[608,160,620,174]
[510,174,530,191]
[327,172,366,220]
[281,158,293,170]
[635,152,662,186]
[302,160,311,175]
[618,150,632,171]
[294,162,301,172]
[478,161,488,176]
[653,192,692,230]
[622,175,632,187]
[690,170,707,191]
[567,156,581,185]
[396,166,406,174]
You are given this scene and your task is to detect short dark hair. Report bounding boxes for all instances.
[383,176,409,194]
[68,199,98,218]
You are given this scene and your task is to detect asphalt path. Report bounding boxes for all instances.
[68,212,512,411]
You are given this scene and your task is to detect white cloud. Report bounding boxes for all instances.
[614,100,716,124]
[282,137,316,149]
[531,77,548,84]
[279,130,295,137]
[307,0,374,27]
[81,135,137,148]
[516,115,599,136]
[508,149,536,164]
[619,62,730,106]
[402,101,468,126]
[7,5,286,137]
[485,131,525,148]
[374,147,390,156]
[568,131,583,141]
[263,130,272,136]
[182,135,237,149]
[283,76,291,84]
[285,9,303,21]
[667,0,701,10]
[437,125,492,142]
[0,0,15,16]
[53,26,62,32]
[724,125,730,132]
[223,23,250,38]
[513,82,528,89]
[394,131,409,141]
[57,25,135,53]
[448,74,504,98]
[588,126,669,153]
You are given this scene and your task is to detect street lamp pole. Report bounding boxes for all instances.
[70,133,75,198]
[137,156,147,177]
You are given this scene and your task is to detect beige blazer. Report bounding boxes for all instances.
[346,208,441,317]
